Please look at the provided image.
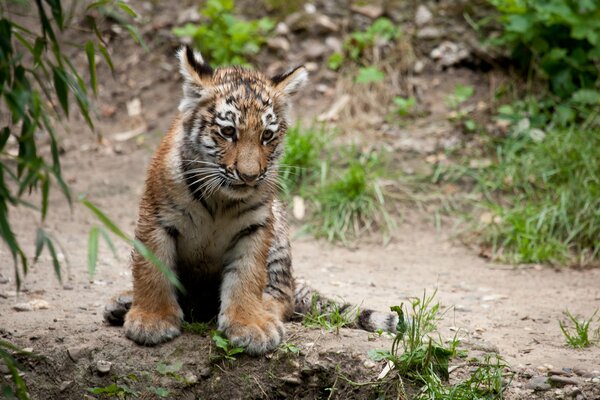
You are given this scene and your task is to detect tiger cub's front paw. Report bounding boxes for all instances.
[124,307,182,346]
[218,312,285,355]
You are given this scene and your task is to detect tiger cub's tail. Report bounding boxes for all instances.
[293,279,399,333]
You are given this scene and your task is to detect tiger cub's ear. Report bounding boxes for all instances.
[177,46,214,113]
[271,66,308,96]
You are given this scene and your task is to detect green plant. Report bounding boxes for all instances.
[156,361,183,377]
[418,354,510,399]
[434,100,600,265]
[211,330,245,360]
[355,67,385,84]
[559,310,598,348]
[345,17,400,62]
[0,340,33,399]
[181,321,211,335]
[149,387,170,398]
[0,0,135,290]
[279,342,301,355]
[489,0,600,100]
[368,291,455,381]
[173,0,274,65]
[302,294,358,334]
[446,84,474,109]
[310,149,393,243]
[87,383,138,398]
[279,124,327,196]
[393,96,416,116]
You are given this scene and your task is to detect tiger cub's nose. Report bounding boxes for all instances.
[239,171,260,184]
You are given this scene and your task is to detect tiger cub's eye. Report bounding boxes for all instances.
[262,130,275,143]
[220,126,236,140]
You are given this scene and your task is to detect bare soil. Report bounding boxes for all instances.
[1,1,599,399]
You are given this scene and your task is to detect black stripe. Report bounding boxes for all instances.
[358,309,374,330]
[161,224,180,239]
[265,284,292,302]
[385,314,396,332]
[237,202,264,217]
[226,223,265,252]
[267,256,291,269]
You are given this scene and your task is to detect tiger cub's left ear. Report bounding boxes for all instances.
[271,66,308,96]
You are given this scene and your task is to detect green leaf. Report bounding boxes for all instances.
[44,0,64,30]
[44,235,62,283]
[34,228,45,261]
[85,41,97,94]
[117,1,138,17]
[571,89,600,105]
[99,226,119,260]
[88,226,99,279]
[80,197,129,241]
[355,67,385,84]
[368,349,391,361]
[97,44,114,75]
[52,67,69,116]
[41,175,49,220]
[133,239,184,293]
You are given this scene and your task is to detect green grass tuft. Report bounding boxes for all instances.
[302,294,358,334]
[310,150,394,243]
[559,310,598,349]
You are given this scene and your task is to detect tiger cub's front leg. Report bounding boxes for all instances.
[218,222,290,354]
[124,227,183,345]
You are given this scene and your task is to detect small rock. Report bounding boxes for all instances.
[126,98,142,117]
[416,27,444,39]
[413,60,425,74]
[176,6,201,25]
[198,366,211,378]
[67,345,91,362]
[363,360,376,369]
[314,14,338,33]
[325,36,343,53]
[549,369,573,377]
[267,37,290,53]
[59,381,72,392]
[292,196,305,220]
[0,272,8,284]
[13,299,50,312]
[275,22,290,35]
[96,360,112,376]
[415,5,433,26]
[184,372,198,385]
[592,377,600,383]
[303,40,329,59]
[573,367,595,378]
[548,375,580,387]
[430,41,470,67]
[350,4,384,19]
[286,11,337,33]
[526,376,551,391]
[281,374,302,385]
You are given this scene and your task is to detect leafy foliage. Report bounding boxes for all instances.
[173,0,274,65]
[211,330,244,361]
[490,0,600,101]
[344,17,400,64]
[393,96,416,117]
[302,294,358,334]
[355,67,385,84]
[0,0,136,290]
[87,383,139,398]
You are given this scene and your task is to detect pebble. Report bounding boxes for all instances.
[350,4,384,19]
[198,366,211,378]
[267,37,290,53]
[281,374,302,385]
[13,299,50,312]
[184,372,198,385]
[548,375,580,387]
[430,41,470,67]
[416,27,444,39]
[59,380,72,392]
[363,360,376,369]
[526,376,551,391]
[96,360,112,375]
[413,60,425,74]
[67,345,91,362]
[325,36,343,53]
[415,5,433,26]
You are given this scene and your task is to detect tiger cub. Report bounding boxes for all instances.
[104,47,397,354]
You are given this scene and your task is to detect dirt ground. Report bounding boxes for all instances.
[1,1,599,399]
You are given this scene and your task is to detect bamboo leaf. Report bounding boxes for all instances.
[44,236,62,283]
[80,197,129,241]
[98,43,114,75]
[85,41,97,94]
[99,226,119,260]
[34,228,45,261]
[41,175,49,220]
[133,239,184,293]
[117,2,137,17]
[52,67,69,116]
[88,226,99,278]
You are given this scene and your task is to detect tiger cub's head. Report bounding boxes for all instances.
[176,46,308,200]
